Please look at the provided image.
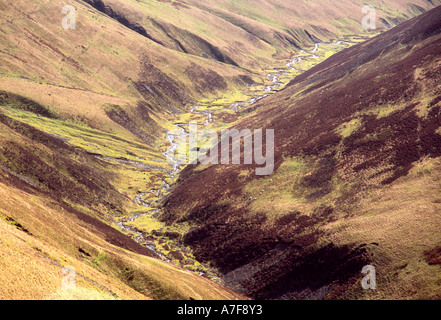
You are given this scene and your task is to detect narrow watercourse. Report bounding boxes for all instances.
[117,40,351,279]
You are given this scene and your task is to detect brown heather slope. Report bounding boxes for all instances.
[160,6,441,299]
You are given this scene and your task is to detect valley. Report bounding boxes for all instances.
[160,6,441,299]
[116,37,360,281]
[0,0,440,301]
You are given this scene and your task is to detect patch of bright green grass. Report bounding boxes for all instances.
[336,117,363,138]
[0,106,165,167]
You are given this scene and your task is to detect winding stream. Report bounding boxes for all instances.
[118,40,350,273]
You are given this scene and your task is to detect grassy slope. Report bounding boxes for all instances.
[0,181,244,300]
[84,0,440,65]
[0,106,247,299]
[160,6,441,299]
[0,0,257,152]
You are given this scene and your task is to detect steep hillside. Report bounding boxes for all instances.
[82,0,440,68]
[160,5,441,299]
[0,181,246,300]
[2,0,439,125]
[0,0,253,136]
[0,99,248,299]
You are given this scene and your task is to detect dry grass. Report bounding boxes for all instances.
[323,156,441,299]
[0,181,246,300]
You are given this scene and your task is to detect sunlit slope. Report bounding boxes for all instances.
[82,0,441,67]
[161,5,441,299]
[0,180,245,300]
[0,0,252,140]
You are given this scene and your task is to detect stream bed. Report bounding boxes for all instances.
[116,39,351,281]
